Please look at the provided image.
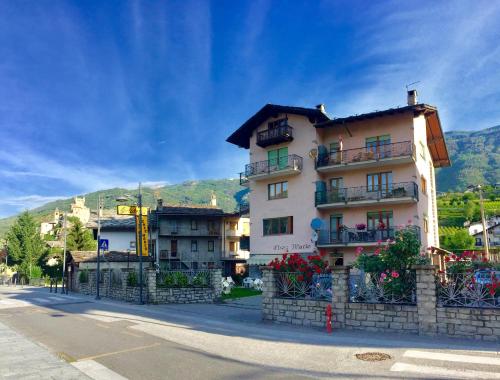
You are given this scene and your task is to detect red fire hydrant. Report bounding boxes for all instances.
[326,304,332,333]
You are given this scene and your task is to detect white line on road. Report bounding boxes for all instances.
[390,362,500,379]
[72,359,128,380]
[33,298,50,303]
[404,350,500,366]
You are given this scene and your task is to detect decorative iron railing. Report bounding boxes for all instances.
[349,270,417,304]
[256,125,294,147]
[241,154,303,179]
[318,226,420,245]
[156,269,212,288]
[437,272,500,309]
[315,182,418,206]
[276,272,332,300]
[316,141,414,168]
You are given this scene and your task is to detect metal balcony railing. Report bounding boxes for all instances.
[241,154,303,179]
[256,125,294,148]
[316,141,414,168]
[315,182,418,206]
[317,226,421,245]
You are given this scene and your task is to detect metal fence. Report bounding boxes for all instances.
[349,270,417,305]
[437,272,500,309]
[156,269,212,288]
[276,272,332,300]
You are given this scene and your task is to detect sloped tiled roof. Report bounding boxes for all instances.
[69,250,153,263]
[155,205,225,216]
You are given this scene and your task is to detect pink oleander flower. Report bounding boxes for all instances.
[391,271,400,279]
[355,246,364,254]
[374,248,381,256]
[380,273,387,280]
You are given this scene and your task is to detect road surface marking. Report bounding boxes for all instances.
[49,296,66,302]
[77,343,161,361]
[33,298,50,303]
[390,362,500,379]
[121,330,143,338]
[72,359,128,380]
[404,350,500,366]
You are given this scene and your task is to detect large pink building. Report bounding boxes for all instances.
[227,91,450,272]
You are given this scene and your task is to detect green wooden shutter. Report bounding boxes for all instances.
[278,147,288,169]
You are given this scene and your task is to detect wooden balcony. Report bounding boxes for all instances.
[256,125,293,148]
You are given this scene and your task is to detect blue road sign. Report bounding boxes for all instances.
[310,218,323,231]
[99,239,109,251]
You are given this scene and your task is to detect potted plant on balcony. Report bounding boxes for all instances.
[355,223,366,231]
[378,221,386,230]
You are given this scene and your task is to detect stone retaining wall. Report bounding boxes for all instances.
[436,307,500,342]
[261,265,500,342]
[74,267,222,305]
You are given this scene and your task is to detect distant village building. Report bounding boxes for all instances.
[40,197,91,237]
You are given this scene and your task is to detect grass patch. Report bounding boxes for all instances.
[221,287,262,300]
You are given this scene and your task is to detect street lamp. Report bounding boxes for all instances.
[467,184,489,260]
[116,183,145,304]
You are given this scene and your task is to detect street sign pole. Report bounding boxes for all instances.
[62,212,68,294]
[138,183,144,305]
[96,195,102,300]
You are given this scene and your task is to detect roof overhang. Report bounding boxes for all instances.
[226,104,329,149]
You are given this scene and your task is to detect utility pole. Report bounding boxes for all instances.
[62,212,68,294]
[478,185,490,260]
[96,195,102,300]
[138,183,144,304]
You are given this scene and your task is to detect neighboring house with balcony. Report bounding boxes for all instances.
[221,213,250,276]
[227,91,450,275]
[472,222,500,247]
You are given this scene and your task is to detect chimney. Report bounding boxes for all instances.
[210,191,217,207]
[157,198,163,208]
[315,103,326,113]
[407,89,418,106]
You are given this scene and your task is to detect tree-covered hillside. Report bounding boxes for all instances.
[437,125,499,192]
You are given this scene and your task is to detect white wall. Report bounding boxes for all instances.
[99,231,136,252]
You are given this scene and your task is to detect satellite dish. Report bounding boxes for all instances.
[311,231,318,242]
[310,218,323,231]
[308,148,318,160]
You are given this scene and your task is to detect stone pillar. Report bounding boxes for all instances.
[210,268,222,300]
[144,268,157,304]
[261,266,278,321]
[413,265,438,336]
[101,269,110,298]
[331,266,350,329]
[88,270,97,296]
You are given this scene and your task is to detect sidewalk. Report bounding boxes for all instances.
[0,321,89,379]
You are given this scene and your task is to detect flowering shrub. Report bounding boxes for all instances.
[269,253,329,276]
[353,226,422,299]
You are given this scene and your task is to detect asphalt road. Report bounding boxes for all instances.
[0,286,499,380]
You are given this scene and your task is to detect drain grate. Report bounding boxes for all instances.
[355,352,392,362]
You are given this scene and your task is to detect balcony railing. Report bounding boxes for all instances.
[256,125,294,148]
[315,182,418,207]
[240,154,303,179]
[318,226,420,246]
[316,141,414,169]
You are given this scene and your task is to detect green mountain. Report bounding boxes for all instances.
[437,125,499,192]
[0,179,246,236]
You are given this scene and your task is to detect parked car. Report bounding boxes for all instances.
[474,270,500,285]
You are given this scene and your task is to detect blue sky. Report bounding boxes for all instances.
[1,0,499,217]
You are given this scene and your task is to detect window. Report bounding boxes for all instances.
[420,141,426,160]
[229,241,236,252]
[191,219,198,230]
[330,214,343,241]
[263,217,293,236]
[268,181,288,200]
[366,135,391,158]
[191,240,198,252]
[423,216,429,233]
[208,240,214,252]
[330,141,340,153]
[367,172,393,192]
[367,211,393,230]
[421,176,427,195]
[268,118,287,129]
[268,147,288,169]
[207,220,217,233]
[229,221,238,230]
[171,240,177,257]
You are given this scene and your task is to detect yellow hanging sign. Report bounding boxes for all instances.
[117,205,149,216]
[135,215,149,256]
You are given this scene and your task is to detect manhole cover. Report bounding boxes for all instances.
[355,352,392,361]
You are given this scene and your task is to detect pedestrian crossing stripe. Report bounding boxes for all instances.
[391,362,500,379]
[403,350,500,366]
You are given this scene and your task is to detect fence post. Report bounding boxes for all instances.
[145,268,157,304]
[413,264,438,336]
[210,268,222,300]
[261,266,277,321]
[331,266,350,329]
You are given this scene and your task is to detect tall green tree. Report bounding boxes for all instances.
[6,212,45,277]
[440,229,475,251]
[66,219,96,251]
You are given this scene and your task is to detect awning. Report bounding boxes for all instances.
[247,254,281,266]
